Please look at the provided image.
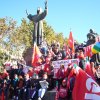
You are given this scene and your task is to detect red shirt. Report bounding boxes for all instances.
[28,70,34,77]
[56,68,66,79]
[44,63,51,74]
[2,72,9,79]
[58,86,68,99]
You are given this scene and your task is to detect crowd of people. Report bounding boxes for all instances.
[0,40,100,100]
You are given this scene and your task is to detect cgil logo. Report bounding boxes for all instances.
[85,78,100,100]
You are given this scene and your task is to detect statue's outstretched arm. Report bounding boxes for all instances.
[26,10,29,16]
[27,0,48,22]
[26,10,36,21]
[35,0,48,22]
[45,0,48,9]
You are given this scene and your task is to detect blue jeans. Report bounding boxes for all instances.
[38,88,47,98]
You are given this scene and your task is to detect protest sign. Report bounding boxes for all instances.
[52,59,79,77]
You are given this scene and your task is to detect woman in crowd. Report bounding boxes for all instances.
[55,79,68,100]
[38,73,49,100]
[56,64,66,90]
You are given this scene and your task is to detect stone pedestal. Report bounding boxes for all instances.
[43,89,56,100]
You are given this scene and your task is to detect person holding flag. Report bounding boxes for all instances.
[67,64,100,100]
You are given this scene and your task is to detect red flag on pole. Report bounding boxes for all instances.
[84,45,93,57]
[72,66,100,100]
[31,43,42,67]
[68,31,75,53]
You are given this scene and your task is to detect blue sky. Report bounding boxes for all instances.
[0,0,100,43]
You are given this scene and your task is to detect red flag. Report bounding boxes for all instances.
[68,31,75,53]
[32,43,42,67]
[84,45,93,57]
[85,61,95,80]
[72,66,100,100]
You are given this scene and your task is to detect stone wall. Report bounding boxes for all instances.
[43,90,56,100]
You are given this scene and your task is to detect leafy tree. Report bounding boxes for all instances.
[0,18,8,36]
[8,18,33,59]
[64,37,68,45]
[43,21,56,45]
[0,17,17,60]
[55,32,65,47]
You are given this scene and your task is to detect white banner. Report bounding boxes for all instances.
[52,59,79,68]
[32,59,79,78]
[52,59,79,77]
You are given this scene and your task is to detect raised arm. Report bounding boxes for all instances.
[26,10,33,21]
[26,10,29,16]
[45,0,48,9]
[37,0,48,21]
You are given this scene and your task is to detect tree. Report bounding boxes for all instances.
[55,32,65,47]
[0,17,17,60]
[43,21,56,45]
[9,18,33,59]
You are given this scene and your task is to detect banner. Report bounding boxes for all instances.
[52,59,79,77]
[33,59,79,77]
[72,66,100,100]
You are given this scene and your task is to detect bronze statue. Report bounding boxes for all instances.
[27,0,48,46]
[86,29,98,46]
